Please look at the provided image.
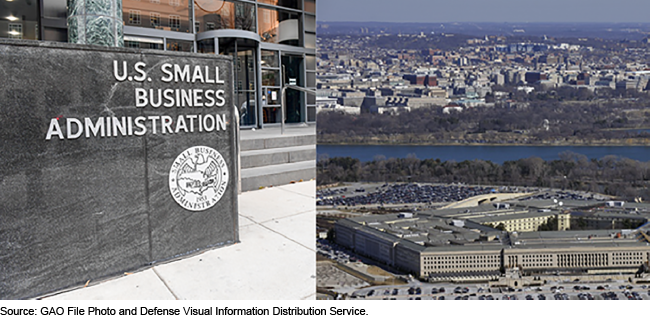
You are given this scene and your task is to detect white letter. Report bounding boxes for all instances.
[180,89,192,107]
[203,114,215,132]
[161,116,173,134]
[216,113,227,131]
[192,65,205,83]
[205,66,214,83]
[85,117,105,138]
[161,63,173,82]
[127,116,133,135]
[149,89,162,108]
[133,62,147,82]
[186,114,197,132]
[148,116,159,134]
[135,88,148,107]
[163,89,175,107]
[66,118,83,139]
[106,117,112,136]
[193,89,204,107]
[175,115,188,133]
[174,64,190,82]
[215,66,225,84]
[113,117,127,136]
[45,118,64,140]
[204,90,215,107]
[134,117,147,136]
[215,89,226,107]
[113,60,128,81]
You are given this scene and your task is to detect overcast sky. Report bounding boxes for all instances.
[317,0,650,23]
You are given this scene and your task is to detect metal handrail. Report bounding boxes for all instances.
[281,84,316,135]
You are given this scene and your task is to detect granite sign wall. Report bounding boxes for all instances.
[0,40,238,299]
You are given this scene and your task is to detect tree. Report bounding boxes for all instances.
[537,217,558,231]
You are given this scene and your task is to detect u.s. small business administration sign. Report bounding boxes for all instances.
[169,146,229,211]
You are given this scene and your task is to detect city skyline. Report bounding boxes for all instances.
[317,0,650,24]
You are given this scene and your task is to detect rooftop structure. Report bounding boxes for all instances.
[335,207,650,280]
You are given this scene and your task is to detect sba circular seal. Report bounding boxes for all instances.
[169,146,229,211]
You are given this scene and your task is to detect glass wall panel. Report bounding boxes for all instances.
[258,0,301,10]
[167,39,194,51]
[304,0,316,13]
[262,107,280,124]
[264,88,281,105]
[305,55,316,70]
[43,27,67,42]
[43,0,67,18]
[262,70,280,86]
[282,55,303,123]
[307,106,316,122]
[261,50,279,68]
[261,49,281,124]
[197,38,215,53]
[220,38,258,127]
[306,71,316,88]
[125,35,165,49]
[123,0,191,33]
[304,14,315,33]
[0,0,39,40]
[304,32,315,49]
[194,0,255,33]
[258,7,301,46]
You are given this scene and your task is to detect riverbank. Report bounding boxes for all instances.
[317,144,650,164]
[317,132,650,147]
[319,141,650,147]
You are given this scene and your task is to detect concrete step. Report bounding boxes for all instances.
[241,134,316,152]
[240,145,316,169]
[241,160,315,192]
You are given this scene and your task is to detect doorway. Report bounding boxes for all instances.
[219,38,258,127]
[281,55,304,123]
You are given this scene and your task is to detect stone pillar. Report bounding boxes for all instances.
[67,0,123,47]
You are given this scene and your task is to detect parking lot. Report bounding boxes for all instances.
[350,282,650,300]
[317,183,497,207]
[316,183,599,209]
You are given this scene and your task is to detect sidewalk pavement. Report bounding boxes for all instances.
[42,181,316,300]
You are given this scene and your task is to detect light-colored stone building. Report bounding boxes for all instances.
[335,213,650,280]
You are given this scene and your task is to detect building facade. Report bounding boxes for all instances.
[335,214,650,280]
[1,0,316,129]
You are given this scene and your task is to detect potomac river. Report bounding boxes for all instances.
[317,144,650,164]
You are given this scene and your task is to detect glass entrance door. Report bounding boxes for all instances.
[281,55,304,123]
[219,38,258,127]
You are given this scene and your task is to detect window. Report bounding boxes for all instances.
[8,24,22,39]
[304,0,315,13]
[194,0,255,33]
[129,10,141,25]
[169,15,181,30]
[43,0,67,18]
[258,0,301,10]
[166,39,193,52]
[123,0,190,32]
[150,13,161,27]
[258,7,300,46]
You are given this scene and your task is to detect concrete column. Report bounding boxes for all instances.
[67,0,123,47]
